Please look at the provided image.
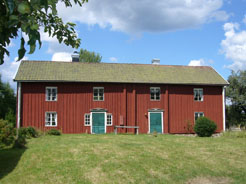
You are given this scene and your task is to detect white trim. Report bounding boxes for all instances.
[17,82,21,129]
[150,87,161,101]
[45,112,57,127]
[91,112,106,134]
[84,113,91,126]
[222,86,226,131]
[45,87,57,101]
[106,113,113,126]
[148,112,164,134]
[93,87,104,101]
[194,88,203,101]
[209,66,230,85]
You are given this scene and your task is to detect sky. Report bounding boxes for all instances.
[1,0,246,91]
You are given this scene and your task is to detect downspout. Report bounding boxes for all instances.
[17,82,21,130]
[222,86,226,131]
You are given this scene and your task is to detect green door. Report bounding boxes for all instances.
[92,113,105,134]
[150,112,162,133]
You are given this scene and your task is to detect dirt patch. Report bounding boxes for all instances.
[186,177,232,184]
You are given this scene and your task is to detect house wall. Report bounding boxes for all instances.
[19,82,224,133]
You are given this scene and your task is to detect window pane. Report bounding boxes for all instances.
[107,114,112,125]
[150,94,155,99]
[195,113,199,121]
[99,96,103,100]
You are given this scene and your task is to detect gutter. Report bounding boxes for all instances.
[17,82,21,130]
[222,86,226,131]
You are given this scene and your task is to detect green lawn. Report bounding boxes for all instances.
[0,134,246,184]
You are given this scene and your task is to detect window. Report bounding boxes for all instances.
[93,87,104,101]
[45,112,57,126]
[150,87,160,101]
[194,88,203,101]
[107,114,113,126]
[84,114,91,126]
[46,87,57,101]
[194,112,204,121]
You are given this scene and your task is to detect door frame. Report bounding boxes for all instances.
[90,112,107,134]
[148,111,164,134]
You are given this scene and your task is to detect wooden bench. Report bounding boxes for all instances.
[114,126,139,135]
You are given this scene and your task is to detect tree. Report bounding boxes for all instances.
[0,0,88,65]
[79,48,102,63]
[226,70,246,127]
[0,74,16,121]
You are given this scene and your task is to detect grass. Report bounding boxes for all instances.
[0,133,246,184]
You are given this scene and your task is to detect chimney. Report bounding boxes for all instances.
[71,51,79,62]
[152,58,160,65]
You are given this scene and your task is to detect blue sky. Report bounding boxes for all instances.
[1,0,246,90]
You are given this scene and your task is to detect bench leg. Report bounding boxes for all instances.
[114,127,117,135]
[136,128,139,135]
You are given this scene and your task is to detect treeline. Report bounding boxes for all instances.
[0,74,16,127]
[226,70,246,128]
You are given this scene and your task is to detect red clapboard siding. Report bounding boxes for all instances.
[20,82,224,134]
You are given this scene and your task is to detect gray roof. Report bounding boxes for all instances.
[14,60,229,86]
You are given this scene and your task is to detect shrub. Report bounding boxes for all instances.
[13,134,26,148]
[18,127,28,138]
[194,117,217,137]
[26,126,38,138]
[0,119,15,148]
[5,108,16,127]
[47,129,61,136]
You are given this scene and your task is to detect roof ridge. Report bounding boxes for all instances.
[21,60,211,68]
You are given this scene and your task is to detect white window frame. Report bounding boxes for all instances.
[194,112,204,122]
[194,88,203,101]
[106,113,113,126]
[46,87,57,101]
[84,113,91,126]
[45,112,57,127]
[93,87,104,101]
[150,87,161,101]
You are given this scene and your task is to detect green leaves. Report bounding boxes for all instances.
[226,70,246,127]
[18,37,26,61]
[17,2,31,14]
[1,0,88,65]
[6,0,15,14]
[79,48,102,63]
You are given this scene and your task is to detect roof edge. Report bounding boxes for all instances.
[208,66,229,85]
[13,80,228,86]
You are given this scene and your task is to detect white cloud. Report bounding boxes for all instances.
[51,52,72,62]
[57,0,228,33]
[0,56,28,91]
[221,21,246,70]
[109,57,118,62]
[188,59,206,66]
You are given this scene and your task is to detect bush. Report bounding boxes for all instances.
[13,134,26,148]
[26,127,38,138]
[0,119,15,148]
[194,117,217,137]
[18,127,28,138]
[47,129,61,136]
[5,108,16,127]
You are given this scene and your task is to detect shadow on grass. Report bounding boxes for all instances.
[0,148,26,180]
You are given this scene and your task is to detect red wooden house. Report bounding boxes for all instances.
[14,59,228,134]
